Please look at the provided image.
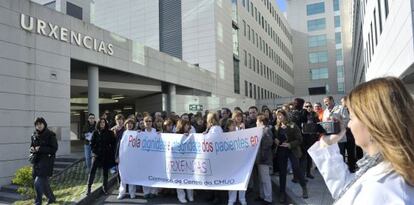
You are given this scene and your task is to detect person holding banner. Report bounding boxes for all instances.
[232,111,245,130]
[86,118,117,195]
[273,109,308,203]
[116,118,137,199]
[308,77,414,204]
[175,119,195,203]
[255,114,275,205]
[225,119,247,205]
[205,112,223,134]
[205,112,225,204]
[142,116,159,198]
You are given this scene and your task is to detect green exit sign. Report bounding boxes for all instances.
[189,104,203,111]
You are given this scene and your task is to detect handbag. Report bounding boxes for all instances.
[28,153,39,164]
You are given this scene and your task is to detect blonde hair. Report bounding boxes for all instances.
[206,112,219,128]
[348,77,414,186]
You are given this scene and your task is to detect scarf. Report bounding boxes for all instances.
[334,152,383,203]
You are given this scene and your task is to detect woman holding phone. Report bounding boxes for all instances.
[308,77,414,204]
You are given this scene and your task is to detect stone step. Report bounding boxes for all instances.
[54,162,71,169]
[55,157,79,163]
[0,191,22,203]
[0,184,18,193]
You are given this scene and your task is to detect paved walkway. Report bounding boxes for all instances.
[271,169,333,205]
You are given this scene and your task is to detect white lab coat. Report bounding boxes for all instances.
[308,141,414,205]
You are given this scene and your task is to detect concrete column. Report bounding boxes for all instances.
[168,84,176,112]
[162,83,176,112]
[88,65,99,117]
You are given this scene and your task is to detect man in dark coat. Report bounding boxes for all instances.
[30,117,58,205]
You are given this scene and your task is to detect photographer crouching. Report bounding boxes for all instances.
[30,117,58,205]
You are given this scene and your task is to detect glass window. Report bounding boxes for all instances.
[245,80,248,96]
[309,51,328,63]
[378,0,383,33]
[243,20,246,36]
[233,59,240,94]
[307,2,325,16]
[249,82,252,98]
[384,0,389,18]
[247,25,250,40]
[337,65,344,81]
[311,68,329,80]
[244,50,247,66]
[333,0,340,11]
[66,2,82,20]
[232,27,239,56]
[308,34,327,47]
[249,53,252,68]
[334,16,341,27]
[335,32,342,44]
[307,18,326,31]
[336,49,343,61]
[338,82,345,92]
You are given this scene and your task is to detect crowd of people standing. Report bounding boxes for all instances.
[77,94,363,204]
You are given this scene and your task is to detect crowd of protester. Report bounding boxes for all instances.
[79,95,364,204]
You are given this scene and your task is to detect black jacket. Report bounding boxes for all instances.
[91,129,116,169]
[30,128,58,177]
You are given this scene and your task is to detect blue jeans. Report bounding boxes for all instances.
[84,144,92,171]
[34,176,55,205]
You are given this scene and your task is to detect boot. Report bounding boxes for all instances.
[279,192,286,203]
[86,185,91,196]
[302,185,309,199]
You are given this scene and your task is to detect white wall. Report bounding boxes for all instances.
[363,0,414,80]
[92,0,160,50]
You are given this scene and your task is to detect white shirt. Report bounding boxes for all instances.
[144,127,157,134]
[208,125,223,134]
[308,141,414,205]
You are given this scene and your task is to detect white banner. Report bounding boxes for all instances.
[119,127,263,190]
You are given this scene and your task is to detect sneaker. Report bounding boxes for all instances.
[178,197,188,203]
[227,202,234,205]
[117,194,125,200]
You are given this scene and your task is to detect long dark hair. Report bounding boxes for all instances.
[96,118,109,131]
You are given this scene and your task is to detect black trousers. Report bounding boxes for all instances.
[277,147,306,193]
[87,157,109,191]
[34,176,55,205]
[301,134,318,175]
[338,128,357,172]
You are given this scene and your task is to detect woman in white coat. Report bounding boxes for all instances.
[308,77,414,204]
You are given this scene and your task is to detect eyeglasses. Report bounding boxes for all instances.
[145,120,152,122]
[305,105,312,108]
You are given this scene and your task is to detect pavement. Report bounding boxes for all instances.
[90,169,333,205]
[90,184,290,205]
[271,170,334,205]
